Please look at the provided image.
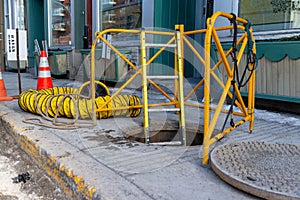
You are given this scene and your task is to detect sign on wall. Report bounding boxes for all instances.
[6,29,17,61]
[6,29,28,61]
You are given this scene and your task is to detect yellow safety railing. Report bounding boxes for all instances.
[181,12,256,164]
[88,11,257,164]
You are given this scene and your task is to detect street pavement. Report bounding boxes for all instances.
[0,71,299,200]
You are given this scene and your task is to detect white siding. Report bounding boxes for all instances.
[216,52,300,99]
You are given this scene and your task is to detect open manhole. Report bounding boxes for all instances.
[123,121,220,146]
[127,128,203,145]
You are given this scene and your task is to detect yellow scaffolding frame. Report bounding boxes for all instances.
[182,12,256,164]
[88,11,257,164]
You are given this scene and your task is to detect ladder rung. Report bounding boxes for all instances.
[149,141,183,146]
[112,43,176,48]
[148,108,180,112]
[146,43,176,48]
[112,41,140,47]
[146,75,178,79]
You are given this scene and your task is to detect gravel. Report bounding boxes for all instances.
[0,124,70,200]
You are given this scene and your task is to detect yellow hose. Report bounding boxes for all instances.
[18,87,141,119]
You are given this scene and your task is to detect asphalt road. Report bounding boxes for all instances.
[0,124,69,200]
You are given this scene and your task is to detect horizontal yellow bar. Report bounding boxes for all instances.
[183,25,245,36]
[183,102,246,117]
[184,29,207,35]
[95,102,177,113]
[214,25,245,32]
[144,30,175,36]
[96,29,175,37]
[95,105,142,112]
[96,29,140,36]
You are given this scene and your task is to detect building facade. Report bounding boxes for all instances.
[3,0,204,77]
[2,0,300,111]
[214,0,300,112]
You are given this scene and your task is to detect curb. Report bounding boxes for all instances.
[0,114,99,200]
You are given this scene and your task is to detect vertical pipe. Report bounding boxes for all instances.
[175,29,186,146]
[46,0,51,45]
[92,0,101,42]
[248,67,256,133]
[140,29,149,144]
[16,28,22,94]
[173,25,180,106]
[90,32,97,125]
[202,18,213,165]
[8,0,12,28]
[248,27,256,133]
[251,70,256,132]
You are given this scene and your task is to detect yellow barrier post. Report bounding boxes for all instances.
[202,17,213,165]
[90,32,98,125]
[140,29,150,144]
[174,25,185,106]
[175,28,186,146]
[248,26,257,133]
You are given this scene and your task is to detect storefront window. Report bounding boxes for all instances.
[49,0,72,47]
[101,0,142,30]
[239,0,300,31]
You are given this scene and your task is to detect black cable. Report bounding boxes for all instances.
[221,13,238,132]
[221,17,258,132]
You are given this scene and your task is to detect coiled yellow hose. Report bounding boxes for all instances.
[18,87,141,119]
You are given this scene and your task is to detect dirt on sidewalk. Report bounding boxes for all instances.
[0,124,70,200]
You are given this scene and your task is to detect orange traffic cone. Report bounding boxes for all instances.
[37,50,53,90]
[0,69,13,101]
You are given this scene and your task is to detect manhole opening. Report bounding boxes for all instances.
[125,127,211,146]
[124,121,221,146]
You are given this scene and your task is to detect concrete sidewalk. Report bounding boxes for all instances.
[0,71,299,199]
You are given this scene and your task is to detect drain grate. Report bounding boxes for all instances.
[210,141,300,200]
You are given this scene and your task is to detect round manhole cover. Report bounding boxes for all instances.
[210,141,300,200]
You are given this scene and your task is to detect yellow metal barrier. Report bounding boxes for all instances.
[88,11,257,164]
[182,12,257,164]
[90,27,187,145]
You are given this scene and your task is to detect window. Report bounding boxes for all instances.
[101,0,142,30]
[239,0,300,31]
[49,0,72,47]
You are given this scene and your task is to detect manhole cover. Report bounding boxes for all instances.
[210,141,300,200]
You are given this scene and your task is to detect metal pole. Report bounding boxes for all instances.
[91,33,97,125]
[202,18,213,165]
[140,29,149,144]
[16,28,22,95]
[175,29,186,146]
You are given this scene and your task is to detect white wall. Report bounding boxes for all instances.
[142,0,154,28]
[213,0,239,38]
[92,0,101,43]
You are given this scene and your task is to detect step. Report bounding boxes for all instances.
[149,141,183,146]
[148,108,180,112]
[146,43,176,48]
[146,75,178,79]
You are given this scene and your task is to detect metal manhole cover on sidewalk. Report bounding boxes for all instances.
[210,141,300,200]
